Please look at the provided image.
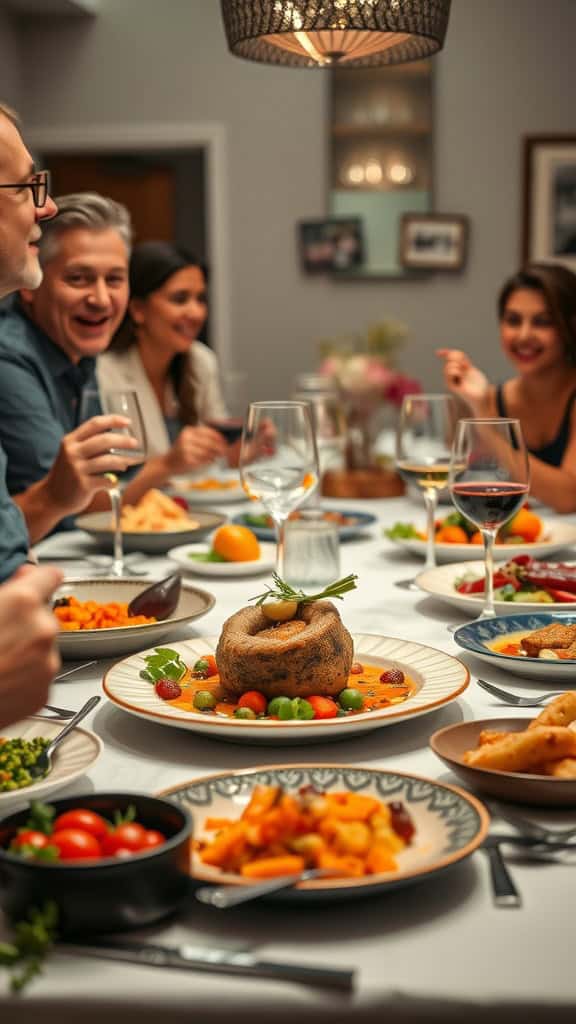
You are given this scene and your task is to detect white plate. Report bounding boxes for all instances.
[0,717,102,812]
[55,578,215,659]
[169,476,247,505]
[103,633,469,744]
[75,508,227,554]
[415,561,576,617]
[168,542,276,577]
[388,519,576,563]
[159,764,489,902]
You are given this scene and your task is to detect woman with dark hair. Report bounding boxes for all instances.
[437,263,576,512]
[97,241,229,490]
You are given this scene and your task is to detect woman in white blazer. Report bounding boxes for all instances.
[97,242,231,499]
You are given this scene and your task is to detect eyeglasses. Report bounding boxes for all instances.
[0,169,51,208]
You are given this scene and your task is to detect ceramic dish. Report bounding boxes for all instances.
[415,561,576,617]
[103,633,469,744]
[387,519,576,563]
[75,508,227,554]
[169,475,247,505]
[159,764,489,902]
[452,613,576,680]
[430,718,576,806]
[232,508,378,542]
[0,716,102,812]
[168,541,276,577]
[55,578,215,659]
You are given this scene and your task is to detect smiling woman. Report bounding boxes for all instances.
[437,262,576,513]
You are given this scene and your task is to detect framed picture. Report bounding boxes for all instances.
[298,217,364,274]
[399,214,469,271]
[523,135,576,271]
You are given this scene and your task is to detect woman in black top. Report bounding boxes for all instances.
[437,263,576,513]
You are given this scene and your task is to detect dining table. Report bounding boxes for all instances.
[1,493,574,1024]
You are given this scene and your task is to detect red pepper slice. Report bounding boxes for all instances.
[547,589,576,603]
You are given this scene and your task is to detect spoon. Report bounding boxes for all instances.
[127,573,182,620]
[30,695,101,779]
[195,868,338,908]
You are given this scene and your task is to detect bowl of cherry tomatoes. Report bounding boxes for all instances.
[0,793,192,935]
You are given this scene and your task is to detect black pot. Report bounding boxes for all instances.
[0,792,192,936]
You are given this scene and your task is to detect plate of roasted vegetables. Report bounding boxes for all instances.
[233,507,377,542]
[453,613,576,679]
[385,509,576,563]
[159,764,489,901]
[416,557,576,617]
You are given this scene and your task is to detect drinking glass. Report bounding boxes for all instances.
[448,418,529,620]
[239,401,319,575]
[79,388,147,577]
[395,394,457,586]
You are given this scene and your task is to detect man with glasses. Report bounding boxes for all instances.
[0,102,63,727]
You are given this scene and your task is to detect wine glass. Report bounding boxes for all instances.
[79,388,147,577]
[239,401,319,575]
[448,418,530,620]
[395,394,457,588]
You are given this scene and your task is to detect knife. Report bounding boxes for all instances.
[57,940,355,990]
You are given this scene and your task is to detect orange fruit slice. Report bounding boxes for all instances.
[212,524,261,562]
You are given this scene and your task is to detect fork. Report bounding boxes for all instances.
[41,704,76,720]
[476,678,567,707]
[29,696,101,779]
[489,804,576,844]
[195,868,338,908]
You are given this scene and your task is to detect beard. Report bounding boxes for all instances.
[20,255,43,291]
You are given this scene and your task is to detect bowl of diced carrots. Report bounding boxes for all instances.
[53,578,215,659]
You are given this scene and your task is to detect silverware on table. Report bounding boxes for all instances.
[196,867,337,908]
[476,679,567,707]
[482,836,521,908]
[489,804,576,844]
[57,940,355,990]
[30,695,101,778]
[53,661,98,682]
[41,704,77,720]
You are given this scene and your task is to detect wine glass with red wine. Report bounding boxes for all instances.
[449,418,530,620]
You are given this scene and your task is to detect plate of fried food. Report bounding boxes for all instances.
[385,509,576,563]
[430,692,576,805]
[158,763,489,901]
[103,574,469,742]
[54,577,215,658]
[76,489,227,554]
[453,613,576,680]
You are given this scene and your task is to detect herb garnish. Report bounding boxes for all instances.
[0,902,58,993]
[250,573,358,608]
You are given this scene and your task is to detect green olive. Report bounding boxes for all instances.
[338,688,364,711]
[234,707,256,720]
[261,600,299,622]
[193,690,217,712]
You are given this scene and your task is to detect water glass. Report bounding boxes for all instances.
[283,515,340,589]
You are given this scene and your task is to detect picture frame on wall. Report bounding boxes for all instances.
[523,135,576,271]
[399,213,469,271]
[297,217,364,274]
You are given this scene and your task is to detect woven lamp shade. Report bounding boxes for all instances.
[220,0,451,68]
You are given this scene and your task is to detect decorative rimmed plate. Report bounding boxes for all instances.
[387,519,576,563]
[158,764,489,901]
[103,633,469,744]
[430,718,576,806]
[168,542,276,578]
[232,508,378,542]
[453,613,576,680]
[169,475,247,505]
[416,561,576,617]
[75,509,227,554]
[55,578,215,660]
[0,717,102,812]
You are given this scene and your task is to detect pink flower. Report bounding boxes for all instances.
[384,374,422,408]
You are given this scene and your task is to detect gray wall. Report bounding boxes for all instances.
[5,0,576,396]
[0,7,21,105]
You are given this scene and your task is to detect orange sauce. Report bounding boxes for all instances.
[167,662,416,718]
[492,638,574,660]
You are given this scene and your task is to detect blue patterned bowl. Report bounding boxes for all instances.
[453,613,576,680]
[159,764,489,902]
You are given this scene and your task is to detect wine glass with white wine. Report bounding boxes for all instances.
[239,401,319,575]
[395,394,457,589]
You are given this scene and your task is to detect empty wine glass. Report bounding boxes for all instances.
[448,418,530,620]
[79,388,147,577]
[395,394,456,589]
[239,401,319,575]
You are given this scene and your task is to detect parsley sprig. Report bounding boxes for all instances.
[0,901,58,993]
[250,573,358,608]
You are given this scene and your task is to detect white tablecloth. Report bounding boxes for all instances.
[1,496,574,1022]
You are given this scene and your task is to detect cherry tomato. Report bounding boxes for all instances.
[171,496,189,511]
[307,695,339,720]
[11,830,50,851]
[113,848,134,859]
[51,828,102,860]
[101,822,147,856]
[140,829,165,850]
[237,690,267,716]
[53,809,109,841]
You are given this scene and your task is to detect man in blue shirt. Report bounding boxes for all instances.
[0,192,140,542]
